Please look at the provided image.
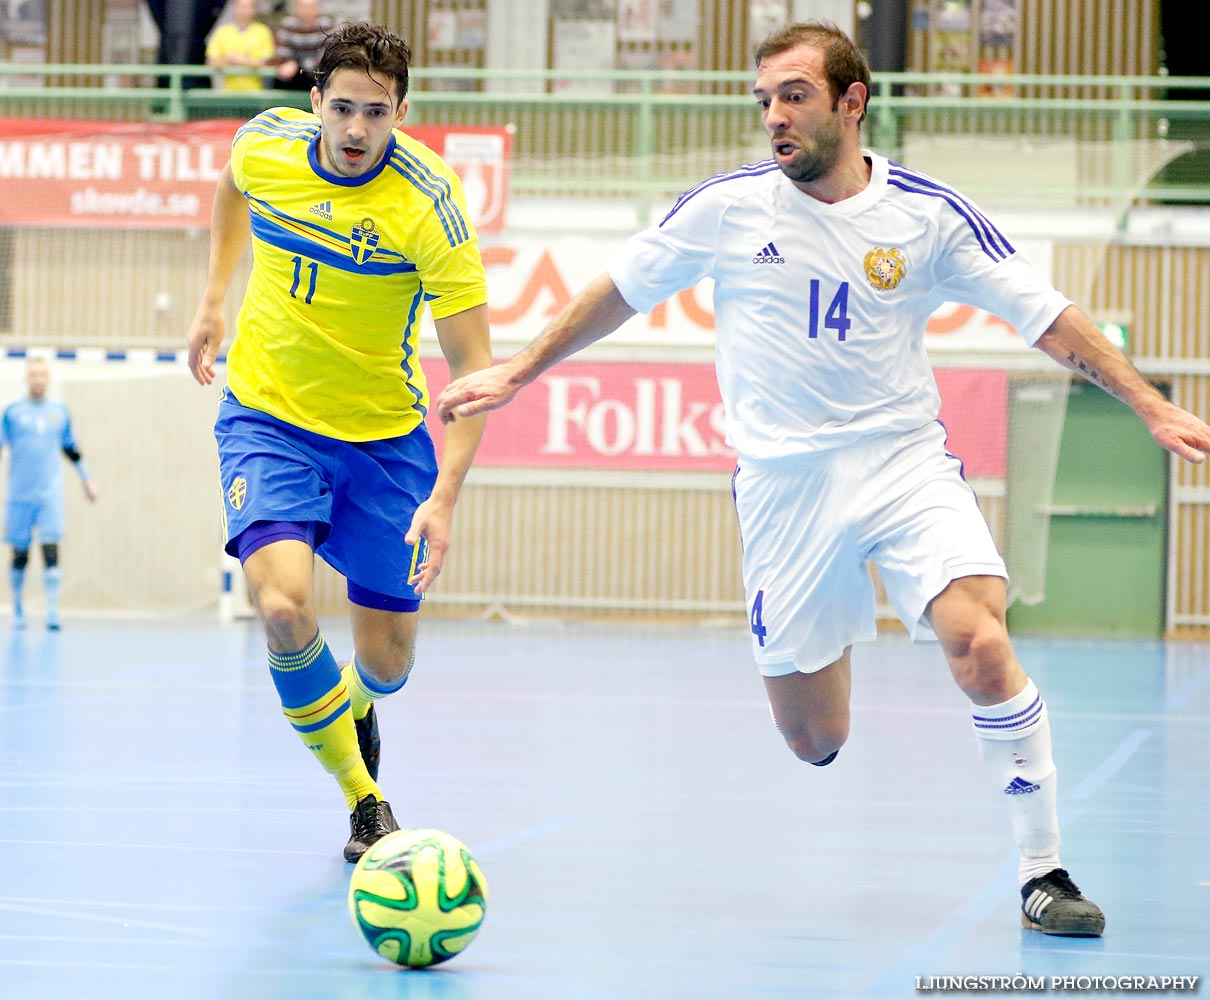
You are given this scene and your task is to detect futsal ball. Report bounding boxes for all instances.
[348,828,488,968]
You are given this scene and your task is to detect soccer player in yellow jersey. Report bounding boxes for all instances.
[186,22,493,861]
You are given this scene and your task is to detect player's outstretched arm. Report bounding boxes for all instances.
[406,304,493,595]
[435,272,637,424]
[186,164,250,386]
[1035,305,1210,463]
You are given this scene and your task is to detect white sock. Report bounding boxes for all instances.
[972,678,1061,886]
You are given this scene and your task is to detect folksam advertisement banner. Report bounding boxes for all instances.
[422,356,1009,478]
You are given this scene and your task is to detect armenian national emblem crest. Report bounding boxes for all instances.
[350,217,380,265]
[864,246,907,290]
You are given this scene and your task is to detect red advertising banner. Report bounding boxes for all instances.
[0,117,511,231]
[0,117,237,228]
[423,357,1009,478]
[410,125,512,234]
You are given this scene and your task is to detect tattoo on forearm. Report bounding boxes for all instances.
[1065,351,1124,401]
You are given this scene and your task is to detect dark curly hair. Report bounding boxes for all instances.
[314,22,412,103]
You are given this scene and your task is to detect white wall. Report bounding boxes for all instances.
[792,0,855,35]
[487,0,550,89]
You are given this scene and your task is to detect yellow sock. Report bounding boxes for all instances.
[269,634,383,809]
[341,656,411,722]
[341,660,373,722]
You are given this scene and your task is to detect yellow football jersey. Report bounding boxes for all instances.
[227,107,488,441]
[205,22,275,92]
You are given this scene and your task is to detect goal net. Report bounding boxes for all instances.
[929,355,1071,609]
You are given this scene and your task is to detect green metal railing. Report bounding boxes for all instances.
[2,63,1208,217]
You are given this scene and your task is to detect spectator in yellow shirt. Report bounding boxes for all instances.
[206,0,275,92]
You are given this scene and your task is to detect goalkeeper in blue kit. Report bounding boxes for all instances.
[2,358,99,630]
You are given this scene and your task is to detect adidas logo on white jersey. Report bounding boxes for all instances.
[309,200,333,220]
[752,242,784,264]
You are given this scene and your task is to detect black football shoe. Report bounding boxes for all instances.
[1020,868,1105,936]
[344,794,399,863]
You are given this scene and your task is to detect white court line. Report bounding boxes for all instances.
[0,802,331,813]
[0,900,205,936]
[1166,662,1210,710]
[0,819,581,862]
[0,837,327,858]
[0,958,379,975]
[0,934,224,947]
[1069,728,1153,800]
[0,894,268,914]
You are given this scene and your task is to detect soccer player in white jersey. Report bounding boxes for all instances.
[436,21,1210,937]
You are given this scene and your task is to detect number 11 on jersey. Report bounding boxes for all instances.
[290,256,318,304]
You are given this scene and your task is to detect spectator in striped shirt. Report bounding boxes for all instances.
[274,0,334,91]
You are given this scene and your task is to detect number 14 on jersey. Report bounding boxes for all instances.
[807,280,851,342]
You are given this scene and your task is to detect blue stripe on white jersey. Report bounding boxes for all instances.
[887,163,1015,260]
[660,160,782,226]
[388,150,470,246]
[249,213,417,276]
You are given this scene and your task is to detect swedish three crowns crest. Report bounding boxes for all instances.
[350,217,380,265]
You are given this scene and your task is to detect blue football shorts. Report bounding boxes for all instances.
[5,495,64,548]
[214,391,438,606]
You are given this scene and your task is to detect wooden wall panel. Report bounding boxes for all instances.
[907,0,1160,78]
[372,0,487,70]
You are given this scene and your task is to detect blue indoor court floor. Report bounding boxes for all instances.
[0,616,1207,1000]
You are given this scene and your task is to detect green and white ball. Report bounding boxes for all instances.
[348,828,488,967]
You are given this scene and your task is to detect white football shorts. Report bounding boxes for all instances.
[732,421,1007,676]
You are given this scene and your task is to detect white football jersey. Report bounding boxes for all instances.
[608,151,1071,463]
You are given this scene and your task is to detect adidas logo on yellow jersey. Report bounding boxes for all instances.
[309,200,333,221]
